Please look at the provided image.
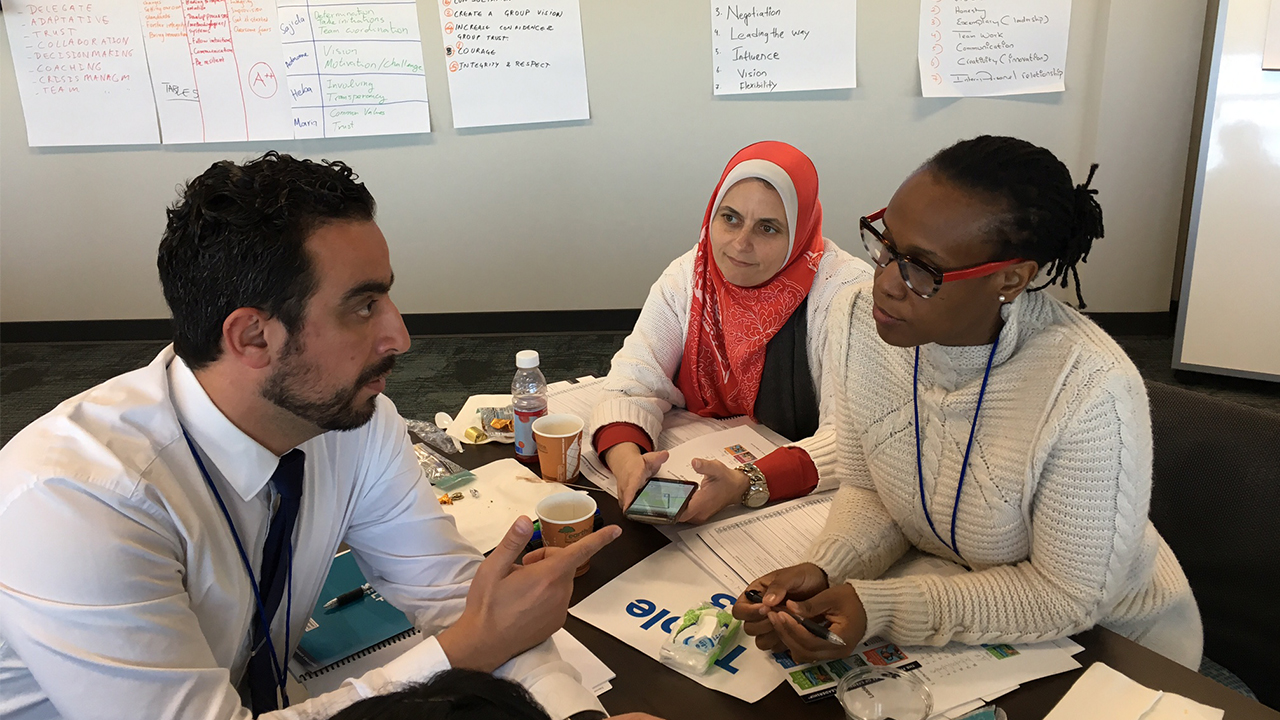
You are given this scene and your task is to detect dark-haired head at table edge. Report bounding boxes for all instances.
[0,138,1203,720]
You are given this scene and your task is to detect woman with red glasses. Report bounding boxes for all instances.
[732,135,1201,670]
[589,141,871,523]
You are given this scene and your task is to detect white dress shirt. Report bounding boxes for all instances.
[0,346,602,720]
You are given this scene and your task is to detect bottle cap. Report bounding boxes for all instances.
[516,350,540,369]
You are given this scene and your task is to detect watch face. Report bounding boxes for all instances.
[745,486,769,508]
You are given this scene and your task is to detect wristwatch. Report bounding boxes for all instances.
[738,462,770,508]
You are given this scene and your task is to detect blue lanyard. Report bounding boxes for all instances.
[181,428,292,709]
[913,337,999,559]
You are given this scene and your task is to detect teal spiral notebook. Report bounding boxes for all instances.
[293,550,417,679]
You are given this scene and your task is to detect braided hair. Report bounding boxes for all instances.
[924,135,1104,308]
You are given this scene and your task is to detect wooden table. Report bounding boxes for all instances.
[453,442,1278,719]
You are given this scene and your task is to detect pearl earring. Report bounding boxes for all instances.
[999,295,1007,303]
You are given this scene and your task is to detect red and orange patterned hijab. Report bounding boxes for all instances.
[676,141,824,420]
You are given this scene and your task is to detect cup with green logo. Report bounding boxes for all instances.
[535,491,597,577]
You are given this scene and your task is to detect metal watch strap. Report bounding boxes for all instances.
[739,462,768,507]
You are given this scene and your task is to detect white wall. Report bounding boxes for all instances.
[1176,0,1280,379]
[0,0,1207,322]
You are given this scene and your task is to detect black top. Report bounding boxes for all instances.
[753,296,819,442]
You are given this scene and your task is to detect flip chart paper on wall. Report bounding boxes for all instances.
[276,0,430,138]
[435,0,589,129]
[142,0,294,143]
[919,0,1071,98]
[570,544,785,703]
[3,1,160,146]
[710,0,857,95]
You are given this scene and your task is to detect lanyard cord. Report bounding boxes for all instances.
[180,428,292,708]
[913,337,999,558]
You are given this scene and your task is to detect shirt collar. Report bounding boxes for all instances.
[168,354,285,502]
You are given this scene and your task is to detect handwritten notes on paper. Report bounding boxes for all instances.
[277,0,430,138]
[142,0,294,142]
[3,1,159,146]
[436,0,589,129]
[919,0,1071,97]
[710,1,857,95]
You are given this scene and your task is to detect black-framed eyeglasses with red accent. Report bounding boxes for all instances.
[860,208,1027,299]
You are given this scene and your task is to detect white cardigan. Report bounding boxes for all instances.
[589,239,872,492]
[806,285,1202,668]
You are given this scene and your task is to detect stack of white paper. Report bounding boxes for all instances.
[1043,662,1223,720]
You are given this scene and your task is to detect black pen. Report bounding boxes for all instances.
[323,583,371,610]
[744,589,847,647]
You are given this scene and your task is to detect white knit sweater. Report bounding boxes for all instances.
[589,239,871,492]
[807,285,1203,668]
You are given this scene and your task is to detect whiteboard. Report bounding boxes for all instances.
[1175,0,1280,380]
[0,0,1208,323]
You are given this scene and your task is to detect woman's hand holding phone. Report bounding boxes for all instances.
[675,458,750,524]
[623,477,699,524]
[602,443,670,510]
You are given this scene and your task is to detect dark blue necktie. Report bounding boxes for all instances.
[247,449,305,716]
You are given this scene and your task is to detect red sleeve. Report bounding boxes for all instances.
[592,422,655,459]
[753,446,819,501]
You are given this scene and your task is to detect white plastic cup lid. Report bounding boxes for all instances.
[836,666,933,720]
[516,350,540,368]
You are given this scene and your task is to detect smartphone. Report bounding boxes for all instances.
[624,477,699,525]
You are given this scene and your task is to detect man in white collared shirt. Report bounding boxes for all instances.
[0,153,628,720]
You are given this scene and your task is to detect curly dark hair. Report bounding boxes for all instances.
[326,669,551,720]
[925,135,1105,308]
[157,151,376,370]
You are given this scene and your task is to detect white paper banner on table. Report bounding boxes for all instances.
[570,544,785,703]
[142,0,294,143]
[276,0,430,138]
[919,0,1071,98]
[436,0,589,128]
[4,0,160,146]
[710,0,857,95]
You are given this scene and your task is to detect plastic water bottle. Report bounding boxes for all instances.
[512,350,548,464]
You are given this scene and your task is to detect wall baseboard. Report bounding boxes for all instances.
[1,309,1171,344]
[1,309,644,344]
[1086,311,1176,337]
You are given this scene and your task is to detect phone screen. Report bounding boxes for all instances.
[625,478,698,524]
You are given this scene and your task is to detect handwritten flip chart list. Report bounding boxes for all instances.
[3,1,160,146]
[710,1,857,95]
[276,0,430,138]
[919,0,1071,97]
[436,0,589,129]
[142,0,294,142]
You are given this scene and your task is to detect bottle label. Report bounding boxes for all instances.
[513,406,547,461]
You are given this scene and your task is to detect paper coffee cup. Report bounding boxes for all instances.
[532,413,584,483]
[535,491,596,577]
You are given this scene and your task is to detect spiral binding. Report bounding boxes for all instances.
[296,628,420,681]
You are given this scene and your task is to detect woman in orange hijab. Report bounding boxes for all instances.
[589,141,871,523]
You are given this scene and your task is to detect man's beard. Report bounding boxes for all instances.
[262,343,396,431]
